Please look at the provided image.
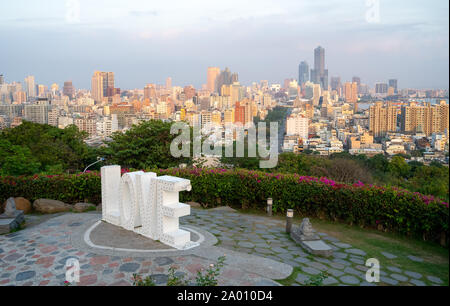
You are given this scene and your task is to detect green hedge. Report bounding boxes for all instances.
[0,168,448,244]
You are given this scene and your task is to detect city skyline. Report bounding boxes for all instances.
[0,0,448,89]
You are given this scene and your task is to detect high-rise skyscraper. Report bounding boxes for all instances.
[63,81,75,99]
[91,71,103,103]
[166,77,172,90]
[0,75,4,85]
[330,76,341,92]
[389,79,398,93]
[310,46,328,90]
[369,102,398,137]
[375,83,389,94]
[24,75,36,99]
[101,72,115,97]
[216,68,233,95]
[344,82,358,103]
[207,67,220,93]
[298,61,309,86]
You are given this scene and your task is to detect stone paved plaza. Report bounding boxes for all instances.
[0,207,445,286]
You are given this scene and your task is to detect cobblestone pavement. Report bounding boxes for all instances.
[182,209,445,287]
[0,213,277,286]
[0,209,445,286]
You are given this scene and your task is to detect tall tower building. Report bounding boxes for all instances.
[24,75,36,99]
[310,46,328,90]
[388,79,398,93]
[216,68,233,95]
[91,71,104,103]
[101,72,115,97]
[330,76,341,92]
[344,82,358,103]
[298,61,309,86]
[63,81,75,99]
[0,75,4,85]
[207,67,220,93]
[369,102,398,137]
[166,77,172,90]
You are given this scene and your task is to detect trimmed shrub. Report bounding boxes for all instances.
[0,168,448,244]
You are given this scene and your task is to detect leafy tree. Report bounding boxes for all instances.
[0,121,92,173]
[388,156,410,178]
[0,139,41,175]
[366,154,389,173]
[102,120,192,169]
[408,166,449,200]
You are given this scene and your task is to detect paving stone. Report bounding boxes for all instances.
[237,241,255,248]
[340,275,360,285]
[271,247,288,253]
[16,271,36,282]
[295,273,311,284]
[349,257,365,265]
[154,257,174,266]
[150,274,169,285]
[333,242,352,249]
[323,276,339,285]
[322,236,339,243]
[426,276,443,284]
[301,266,321,275]
[355,265,369,272]
[381,252,397,259]
[333,252,348,259]
[314,257,332,265]
[410,279,426,286]
[404,271,422,279]
[307,262,328,271]
[390,274,408,282]
[345,249,367,256]
[254,248,274,255]
[293,257,310,264]
[381,276,398,285]
[407,255,424,263]
[327,269,345,278]
[386,266,402,273]
[332,259,351,267]
[119,263,140,273]
[344,267,363,277]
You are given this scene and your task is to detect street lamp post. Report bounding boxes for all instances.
[83,157,106,174]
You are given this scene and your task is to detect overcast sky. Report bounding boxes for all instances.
[0,0,448,90]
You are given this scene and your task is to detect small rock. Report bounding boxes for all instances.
[33,199,72,214]
[74,203,96,213]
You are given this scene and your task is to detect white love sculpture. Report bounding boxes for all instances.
[101,165,198,250]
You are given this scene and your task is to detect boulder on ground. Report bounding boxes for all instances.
[2,197,32,215]
[33,199,72,214]
[74,203,96,213]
